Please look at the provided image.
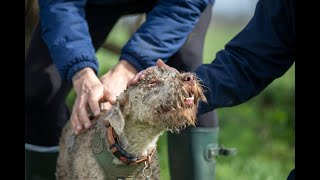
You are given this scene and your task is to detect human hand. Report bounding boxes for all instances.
[71,67,116,134]
[127,59,178,88]
[99,60,138,111]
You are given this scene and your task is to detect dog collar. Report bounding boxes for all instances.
[106,125,156,166]
[92,128,144,179]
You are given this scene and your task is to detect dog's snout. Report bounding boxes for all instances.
[183,73,195,85]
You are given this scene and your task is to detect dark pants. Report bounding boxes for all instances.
[25,1,217,147]
[287,169,295,180]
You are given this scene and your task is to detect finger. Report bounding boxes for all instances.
[156,59,179,73]
[70,112,76,133]
[78,106,91,130]
[71,99,82,134]
[101,102,112,111]
[88,90,102,117]
[156,59,166,67]
[71,112,81,135]
[127,70,145,88]
[104,92,117,105]
[78,94,91,129]
[99,89,117,105]
[127,79,133,88]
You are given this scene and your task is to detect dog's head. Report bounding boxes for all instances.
[112,67,206,132]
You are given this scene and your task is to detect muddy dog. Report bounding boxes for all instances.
[56,66,206,180]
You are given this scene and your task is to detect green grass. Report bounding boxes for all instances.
[66,22,295,180]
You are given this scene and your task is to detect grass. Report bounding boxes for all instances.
[66,20,295,180]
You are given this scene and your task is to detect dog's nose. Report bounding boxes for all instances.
[183,73,195,85]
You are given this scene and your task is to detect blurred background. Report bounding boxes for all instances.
[25,0,295,179]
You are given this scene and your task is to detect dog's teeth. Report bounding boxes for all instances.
[186,97,194,101]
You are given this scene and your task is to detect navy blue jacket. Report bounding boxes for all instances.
[195,0,296,115]
[38,0,213,81]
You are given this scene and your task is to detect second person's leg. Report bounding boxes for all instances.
[166,4,220,180]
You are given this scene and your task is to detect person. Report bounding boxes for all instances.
[128,0,296,179]
[25,0,220,179]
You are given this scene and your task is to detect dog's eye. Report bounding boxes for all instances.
[149,80,158,85]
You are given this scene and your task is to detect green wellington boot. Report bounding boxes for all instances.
[25,149,59,180]
[167,127,236,180]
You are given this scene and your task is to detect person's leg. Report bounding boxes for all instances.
[25,4,122,180]
[166,4,220,180]
[25,24,72,180]
[287,168,295,180]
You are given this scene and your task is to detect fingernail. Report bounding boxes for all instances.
[75,131,78,135]
[76,125,82,131]
[84,122,91,129]
[94,110,100,116]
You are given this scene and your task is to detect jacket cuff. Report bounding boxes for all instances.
[66,61,99,82]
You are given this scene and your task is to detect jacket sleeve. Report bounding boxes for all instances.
[120,0,214,71]
[38,0,98,82]
[195,0,296,115]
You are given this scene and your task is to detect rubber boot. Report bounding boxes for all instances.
[167,127,219,180]
[25,149,58,180]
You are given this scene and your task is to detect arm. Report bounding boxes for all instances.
[38,0,113,133]
[38,0,98,81]
[120,0,214,71]
[195,0,296,115]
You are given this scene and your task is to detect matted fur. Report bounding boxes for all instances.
[56,67,206,180]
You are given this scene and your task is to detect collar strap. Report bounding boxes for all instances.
[107,125,155,166]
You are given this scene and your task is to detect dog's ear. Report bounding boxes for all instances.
[100,104,125,134]
[117,91,128,106]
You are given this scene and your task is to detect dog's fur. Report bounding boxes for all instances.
[56,67,206,180]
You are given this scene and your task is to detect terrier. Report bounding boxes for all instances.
[56,66,206,180]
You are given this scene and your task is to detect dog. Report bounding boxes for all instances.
[56,66,206,180]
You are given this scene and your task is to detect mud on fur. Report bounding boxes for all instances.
[56,67,206,180]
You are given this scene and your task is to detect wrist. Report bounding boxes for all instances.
[72,67,99,88]
[99,60,138,85]
[118,60,138,76]
[72,67,94,81]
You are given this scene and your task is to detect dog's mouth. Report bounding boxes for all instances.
[184,92,195,106]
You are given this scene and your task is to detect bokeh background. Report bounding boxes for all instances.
[25,0,295,179]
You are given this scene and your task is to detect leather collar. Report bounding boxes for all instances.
[106,125,155,166]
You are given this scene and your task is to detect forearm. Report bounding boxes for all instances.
[120,0,214,71]
[38,0,98,81]
[195,0,296,115]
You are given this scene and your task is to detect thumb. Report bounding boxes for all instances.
[102,90,117,105]
[156,59,179,73]
[156,59,166,68]
[108,96,117,105]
